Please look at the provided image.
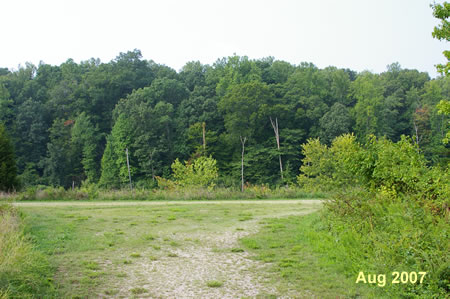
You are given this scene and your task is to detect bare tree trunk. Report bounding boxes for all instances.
[126,148,133,191]
[413,117,423,154]
[270,117,283,181]
[240,136,247,192]
[150,148,156,182]
[202,122,206,154]
[413,119,420,148]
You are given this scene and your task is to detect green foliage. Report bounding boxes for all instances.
[359,135,427,195]
[297,134,360,191]
[241,213,378,297]
[108,115,134,186]
[43,119,74,187]
[171,156,218,188]
[218,81,271,140]
[71,113,101,183]
[299,133,448,214]
[0,124,19,191]
[296,131,449,297]
[324,190,449,298]
[0,204,56,297]
[14,99,50,182]
[0,83,14,127]
[437,99,450,144]
[0,50,448,187]
[297,138,333,190]
[351,72,385,137]
[11,184,325,202]
[319,102,352,144]
[431,2,450,76]
[98,136,121,188]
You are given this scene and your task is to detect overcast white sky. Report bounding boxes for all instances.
[0,0,447,77]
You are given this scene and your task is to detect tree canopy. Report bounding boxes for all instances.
[0,123,19,191]
[0,50,448,189]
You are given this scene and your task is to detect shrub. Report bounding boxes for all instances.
[155,176,177,190]
[297,138,333,191]
[357,135,427,195]
[297,134,448,211]
[297,133,449,297]
[298,134,362,191]
[171,156,218,188]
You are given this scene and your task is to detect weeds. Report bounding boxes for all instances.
[231,248,244,253]
[12,185,326,201]
[0,203,55,298]
[130,287,147,294]
[206,280,223,288]
[82,261,100,270]
[241,213,376,297]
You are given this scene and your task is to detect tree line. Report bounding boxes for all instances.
[0,50,448,190]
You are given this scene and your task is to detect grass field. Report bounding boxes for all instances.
[13,200,376,298]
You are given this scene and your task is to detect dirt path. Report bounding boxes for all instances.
[118,209,320,298]
[16,200,323,298]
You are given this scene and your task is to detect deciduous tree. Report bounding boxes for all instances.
[0,123,19,191]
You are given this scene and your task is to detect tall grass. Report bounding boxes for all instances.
[322,189,449,297]
[0,203,55,298]
[12,185,327,201]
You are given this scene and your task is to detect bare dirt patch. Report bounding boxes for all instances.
[112,206,321,298]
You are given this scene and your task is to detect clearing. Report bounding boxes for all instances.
[14,200,336,298]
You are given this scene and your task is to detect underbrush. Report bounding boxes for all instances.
[0,203,55,298]
[242,200,448,298]
[11,185,326,201]
[294,135,449,298]
[325,190,449,298]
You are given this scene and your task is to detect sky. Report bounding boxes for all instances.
[0,0,448,77]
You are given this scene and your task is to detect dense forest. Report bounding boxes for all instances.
[0,50,448,189]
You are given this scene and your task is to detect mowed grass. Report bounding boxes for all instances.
[240,213,379,298]
[15,200,371,297]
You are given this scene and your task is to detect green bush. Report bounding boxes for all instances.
[298,134,448,214]
[297,134,362,191]
[171,156,218,188]
[296,133,449,297]
[297,137,334,191]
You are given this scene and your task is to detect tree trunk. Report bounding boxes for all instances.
[413,115,422,154]
[413,118,420,148]
[270,117,283,181]
[202,122,206,154]
[240,136,247,192]
[126,148,133,191]
[150,148,155,182]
